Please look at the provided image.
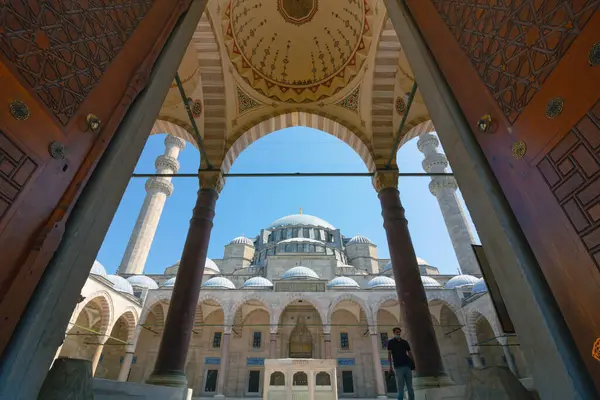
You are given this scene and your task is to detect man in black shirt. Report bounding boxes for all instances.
[387,327,414,400]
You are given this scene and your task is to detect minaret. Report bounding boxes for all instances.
[417,132,481,275]
[118,135,186,275]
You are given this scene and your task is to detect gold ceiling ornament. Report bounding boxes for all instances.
[9,99,29,120]
[545,97,564,119]
[511,140,527,159]
[372,170,399,192]
[222,0,375,103]
[593,337,600,361]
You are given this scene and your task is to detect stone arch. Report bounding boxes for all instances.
[72,291,114,339]
[222,111,376,173]
[139,293,172,326]
[465,310,502,351]
[228,294,273,326]
[272,294,328,332]
[150,118,197,148]
[327,294,374,327]
[427,297,463,327]
[114,307,139,346]
[371,293,398,323]
[397,119,435,150]
[198,294,229,326]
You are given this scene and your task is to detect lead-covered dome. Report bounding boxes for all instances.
[445,274,479,289]
[367,276,396,289]
[202,277,236,290]
[106,275,134,295]
[242,277,274,289]
[383,256,429,273]
[327,276,360,289]
[282,266,319,280]
[347,235,373,245]
[127,275,158,290]
[472,278,488,294]
[90,260,107,278]
[421,276,442,288]
[162,277,176,287]
[164,258,220,275]
[230,236,254,246]
[268,214,335,230]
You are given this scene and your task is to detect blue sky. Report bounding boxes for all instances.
[98,127,479,275]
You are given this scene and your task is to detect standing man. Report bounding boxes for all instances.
[388,327,415,400]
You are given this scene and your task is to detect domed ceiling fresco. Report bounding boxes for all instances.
[222,0,374,103]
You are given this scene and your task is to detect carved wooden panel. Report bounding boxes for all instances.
[0,131,38,219]
[0,0,155,125]
[430,0,600,123]
[537,101,600,270]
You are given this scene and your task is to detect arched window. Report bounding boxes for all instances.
[285,244,293,252]
[275,230,281,241]
[297,244,304,252]
[286,228,293,239]
[304,244,310,252]
[314,245,323,253]
[292,228,299,237]
[326,247,333,255]
[270,371,285,386]
[293,372,308,386]
[303,228,310,238]
[316,372,331,386]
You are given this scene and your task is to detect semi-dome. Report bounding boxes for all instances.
[268,214,334,230]
[162,277,176,287]
[421,276,442,288]
[126,275,159,290]
[445,274,479,289]
[230,236,254,246]
[242,277,274,289]
[282,266,319,280]
[90,260,107,278]
[202,277,236,290]
[472,278,488,294]
[367,276,396,289]
[327,276,360,289]
[106,275,134,295]
[347,235,373,245]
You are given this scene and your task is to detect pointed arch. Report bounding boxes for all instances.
[272,294,328,329]
[71,291,114,338]
[327,294,374,327]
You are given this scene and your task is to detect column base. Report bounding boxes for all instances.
[146,370,188,388]
[413,374,454,390]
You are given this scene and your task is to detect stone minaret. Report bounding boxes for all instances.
[417,132,480,275]
[118,135,186,275]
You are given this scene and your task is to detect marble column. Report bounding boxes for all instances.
[91,341,105,376]
[269,332,278,358]
[215,330,231,398]
[323,332,332,359]
[373,171,450,386]
[470,353,484,369]
[417,132,480,275]
[119,135,186,275]
[370,332,387,399]
[147,172,223,387]
[118,352,135,382]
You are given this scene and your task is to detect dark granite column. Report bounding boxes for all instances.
[147,172,223,387]
[374,171,449,385]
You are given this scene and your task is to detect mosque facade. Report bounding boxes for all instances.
[59,212,531,398]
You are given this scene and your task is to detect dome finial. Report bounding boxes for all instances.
[300,207,303,215]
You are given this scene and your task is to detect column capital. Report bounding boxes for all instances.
[165,134,186,151]
[372,170,398,193]
[155,154,180,173]
[199,170,225,193]
[368,326,378,335]
[145,177,174,196]
[428,176,457,196]
[223,325,233,335]
[322,325,332,334]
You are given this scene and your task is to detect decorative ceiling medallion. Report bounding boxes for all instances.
[395,97,405,115]
[236,86,262,114]
[9,100,29,120]
[185,97,203,118]
[278,0,318,26]
[335,86,360,114]
[223,0,374,103]
[545,97,564,119]
[512,140,527,159]
[589,42,600,66]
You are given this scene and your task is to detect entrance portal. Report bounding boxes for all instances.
[289,317,313,358]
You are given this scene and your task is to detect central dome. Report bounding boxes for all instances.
[223,0,374,103]
[268,214,334,229]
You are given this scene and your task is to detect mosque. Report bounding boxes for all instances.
[57,134,531,398]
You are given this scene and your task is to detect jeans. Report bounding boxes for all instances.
[394,366,414,400]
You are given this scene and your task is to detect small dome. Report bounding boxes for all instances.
[268,214,335,230]
[202,277,236,290]
[126,275,158,290]
[445,274,479,289]
[417,257,429,265]
[162,277,176,287]
[164,258,220,275]
[383,256,429,272]
[90,260,107,278]
[282,266,319,280]
[327,276,360,289]
[347,235,373,245]
[472,278,488,294]
[230,236,254,246]
[367,276,396,289]
[106,275,134,295]
[242,277,274,289]
[421,276,442,287]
